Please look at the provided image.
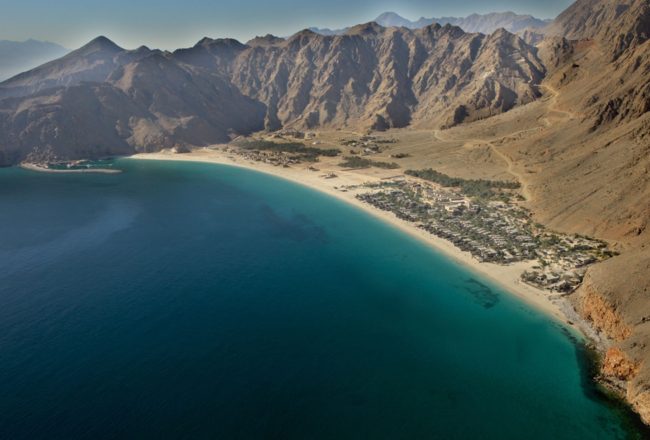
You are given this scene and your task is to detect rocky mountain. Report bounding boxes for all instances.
[0,39,68,81]
[430,12,551,35]
[304,1,650,426]
[310,11,551,36]
[0,24,544,165]
[539,0,650,130]
[488,0,650,424]
[544,0,649,58]
[0,37,135,99]
[0,36,266,165]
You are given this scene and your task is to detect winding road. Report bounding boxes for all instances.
[429,84,579,202]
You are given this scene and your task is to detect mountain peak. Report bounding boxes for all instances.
[345,22,385,36]
[374,12,413,28]
[295,28,318,37]
[89,36,120,48]
[78,36,123,54]
[287,28,320,43]
[375,12,404,20]
[195,37,214,46]
[490,27,512,37]
[193,37,245,50]
[247,34,285,47]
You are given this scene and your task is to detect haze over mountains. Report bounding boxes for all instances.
[312,11,552,36]
[0,40,68,81]
[0,23,544,164]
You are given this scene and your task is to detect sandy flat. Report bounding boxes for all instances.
[128,148,582,333]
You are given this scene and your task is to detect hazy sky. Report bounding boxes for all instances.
[1,0,573,50]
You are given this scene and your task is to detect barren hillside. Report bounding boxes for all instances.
[439,0,650,423]
[0,24,543,165]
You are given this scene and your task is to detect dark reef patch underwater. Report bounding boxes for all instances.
[0,159,646,439]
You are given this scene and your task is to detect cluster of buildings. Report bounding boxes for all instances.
[356,182,535,264]
[354,179,610,294]
[521,234,606,292]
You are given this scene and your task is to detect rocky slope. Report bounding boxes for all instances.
[0,24,544,165]
[544,0,649,59]
[488,0,650,424]
[229,24,544,131]
[0,37,130,99]
[572,250,650,424]
[0,37,266,165]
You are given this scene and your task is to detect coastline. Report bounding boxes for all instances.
[20,163,122,174]
[128,148,590,335]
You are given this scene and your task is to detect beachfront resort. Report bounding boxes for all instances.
[352,179,613,294]
[207,133,614,296]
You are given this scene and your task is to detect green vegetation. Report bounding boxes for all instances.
[234,139,339,160]
[405,168,520,199]
[339,156,400,170]
[46,159,116,170]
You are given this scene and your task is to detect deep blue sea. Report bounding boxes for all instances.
[0,159,646,439]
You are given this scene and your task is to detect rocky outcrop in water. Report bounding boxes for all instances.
[571,251,650,425]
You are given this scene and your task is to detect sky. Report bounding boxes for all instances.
[0,0,574,50]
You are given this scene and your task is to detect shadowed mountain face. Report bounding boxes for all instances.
[0,36,266,165]
[0,24,544,165]
[0,40,68,81]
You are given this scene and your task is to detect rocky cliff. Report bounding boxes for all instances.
[571,250,650,424]
[459,0,650,424]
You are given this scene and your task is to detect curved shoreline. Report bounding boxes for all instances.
[126,149,596,338]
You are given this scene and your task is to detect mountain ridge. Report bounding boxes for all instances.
[310,11,551,37]
[0,24,544,164]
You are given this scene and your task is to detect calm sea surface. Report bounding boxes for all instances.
[0,159,645,439]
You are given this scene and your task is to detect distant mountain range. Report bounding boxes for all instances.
[311,11,552,36]
[0,39,68,81]
[0,12,551,82]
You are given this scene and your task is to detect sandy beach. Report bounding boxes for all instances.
[128,148,585,333]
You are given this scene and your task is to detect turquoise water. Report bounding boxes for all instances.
[0,159,645,439]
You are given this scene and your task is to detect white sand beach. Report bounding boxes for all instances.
[129,148,585,332]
